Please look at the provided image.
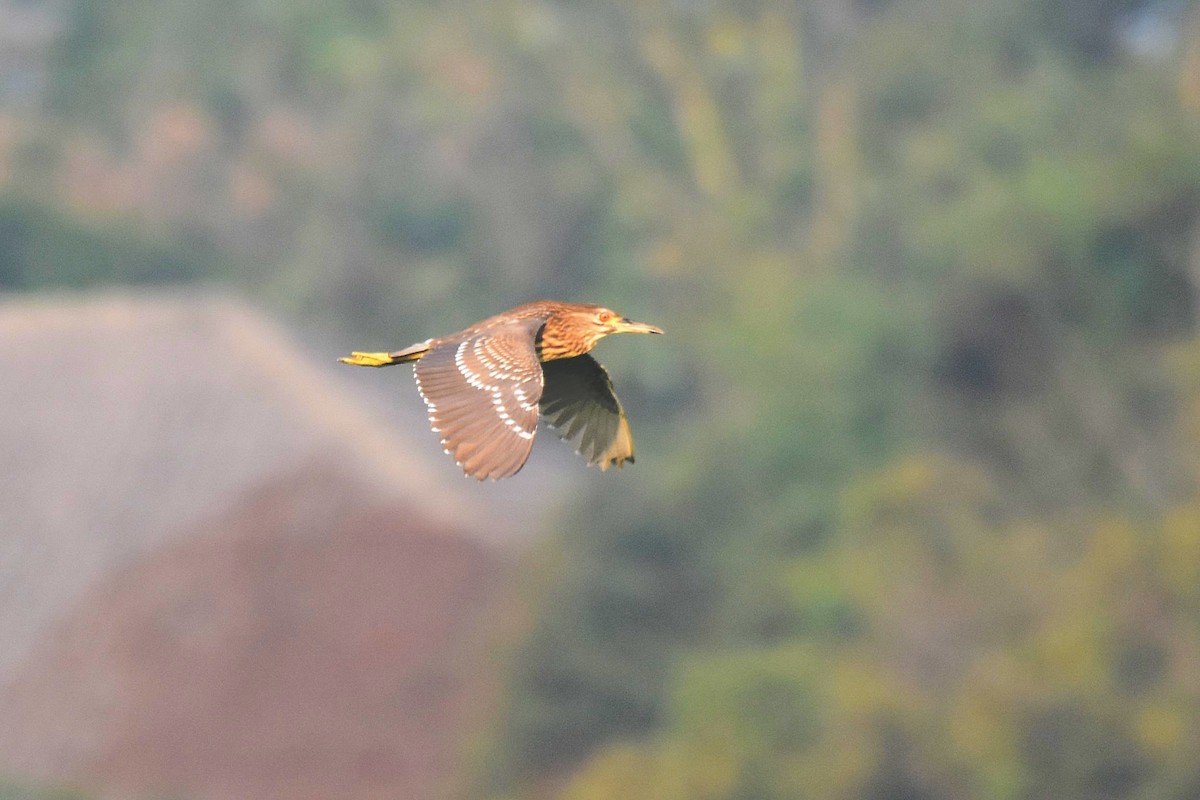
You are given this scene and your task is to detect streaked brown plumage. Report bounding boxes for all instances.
[339,300,664,480]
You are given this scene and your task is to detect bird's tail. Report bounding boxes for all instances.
[338,340,430,367]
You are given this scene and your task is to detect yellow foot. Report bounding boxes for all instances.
[338,351,395,367]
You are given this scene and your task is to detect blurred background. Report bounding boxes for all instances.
[3,0,1200,798]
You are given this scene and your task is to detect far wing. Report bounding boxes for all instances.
[540,354,635,470]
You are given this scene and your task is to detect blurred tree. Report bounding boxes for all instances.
[481,0,1200,797]
[0,196,220,288]
[0,781,87,800]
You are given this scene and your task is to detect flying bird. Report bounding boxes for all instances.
[339,300,664,480]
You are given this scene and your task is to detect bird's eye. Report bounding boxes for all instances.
[598,310,613,323]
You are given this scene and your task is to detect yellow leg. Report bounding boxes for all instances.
[338,351,396,367]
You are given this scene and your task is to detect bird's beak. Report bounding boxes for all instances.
[614,317,664,335]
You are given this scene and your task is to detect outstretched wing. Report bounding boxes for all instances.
[540,354,635,470]
[414,319,545,480]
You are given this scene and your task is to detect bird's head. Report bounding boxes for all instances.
[541,304,664,360]
[590,306,666,337]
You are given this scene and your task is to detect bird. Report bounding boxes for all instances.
[339,300,664,480]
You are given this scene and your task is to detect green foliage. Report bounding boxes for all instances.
[0,781,87,800]
[373,191,470,255]
[556,456,1200,800]
[0,196,220,289]
[481,0,1200,798]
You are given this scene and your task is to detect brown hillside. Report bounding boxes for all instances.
[0,290,531,798]
[0,464,505,800]
[0,291,484,683]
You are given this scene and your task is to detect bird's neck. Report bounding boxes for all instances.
[536,321,595,362]
[537,338,588,362]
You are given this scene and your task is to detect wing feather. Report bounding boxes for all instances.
[414,320,544,480]
[540,354,636,470]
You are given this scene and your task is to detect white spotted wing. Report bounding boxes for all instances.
[414,319,545,480]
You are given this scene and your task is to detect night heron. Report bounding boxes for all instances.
[340,300,664,480]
